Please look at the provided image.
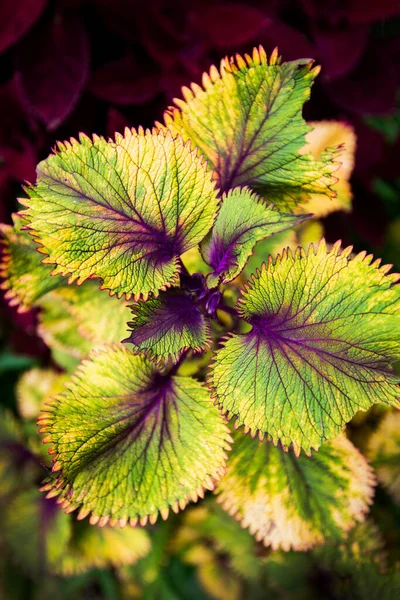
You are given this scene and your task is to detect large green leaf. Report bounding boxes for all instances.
[163,47,338,208]
[200,187,310,286]
[38,345,231,524]
[124,290,210,363]
[0,213,64,311]
[217,433,375,551]
[210,241,400,454]
[21,129,218,299]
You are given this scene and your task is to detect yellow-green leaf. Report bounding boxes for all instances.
[21,129,218,299]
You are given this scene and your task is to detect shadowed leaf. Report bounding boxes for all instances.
[200,187,310,286]
[163,46,338,208]
[38,345,231,524]
[210,240,400,453]
[56,520,151,576]
[124,290,210,363]
[0,410,39,500]
[217,433,375,550]
[368,411,400,503]
[3,489,71,577]
[20,129,218,299]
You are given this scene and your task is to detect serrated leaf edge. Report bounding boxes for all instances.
[37,344,233,527]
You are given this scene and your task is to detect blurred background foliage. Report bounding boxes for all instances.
[0,0,400,598]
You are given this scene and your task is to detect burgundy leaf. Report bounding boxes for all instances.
[89,55,161,105]
[258,20,316,61]
[347,0,400,24]
[15,11,89,130]
[313,24,368,80]
[200,3,271,48]
[0,0,47,54]
[300,0,399,24]
[139,3,186,68]
[106,108,130,137]
[326,44,398,115]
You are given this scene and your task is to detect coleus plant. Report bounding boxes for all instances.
[1,46,399,553]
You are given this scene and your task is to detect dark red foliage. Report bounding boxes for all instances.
[0,0,399,355]
[15,9,90,130]
[0,0,48,54]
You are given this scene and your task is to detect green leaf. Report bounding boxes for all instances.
[163,47,338,209]
[210,241,400,453]
[56,520,151,576]
[21,129,218,300]
[368,411,400,503]
[0,214,64,312]
[217,432,375,551]
[38,345,231,524]
[200,187,310,286]
[3,489,71,577]
[124,290,210,363]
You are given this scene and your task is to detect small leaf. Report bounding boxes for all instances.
[38,345,231,524]
[124,290,210,363]
[0,214,64,312]
[163,46,338,208]
[217,433,375,551]
[200,187,310,286]
[298,121,356,217]
[16,367,66,420]
[56,520,151,576]
[210,241,400,453]
[368,411,400,503]
[21,129,218,299]
[3,489,71,576]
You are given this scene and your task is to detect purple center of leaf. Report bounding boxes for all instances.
[208,235,237,275]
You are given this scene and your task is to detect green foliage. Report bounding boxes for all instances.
[211,240,400,453]
[1,44,400,599]
[38,346,231,524]
[217,432,375,550]
[21,129,218,300]
[163,47,338,207]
